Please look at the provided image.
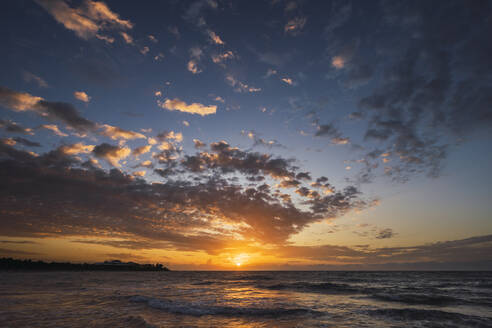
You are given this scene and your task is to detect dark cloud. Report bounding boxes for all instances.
[314,123,341,138]
[182,140,298,180]
[242,130,285,149]
[0,86,97,133]
[36,101,97,133]
[269,234,492,268]
[352,0,492,181]
[375,228,395,239]
[0,120,33,135]
[0,142,364,252]
[92,143,131,167]
[0,248,40,256]
[12,137,41,147]
[0,240,38,244]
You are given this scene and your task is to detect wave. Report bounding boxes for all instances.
[129,295,316,317]
[264,282,359,294]
[370,293,457,306]
[123,316,158,328]
[367,308,492,327]
[191,281,216,285]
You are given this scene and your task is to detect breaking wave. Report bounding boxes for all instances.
[129,295,316,317]
[367,308,492,327]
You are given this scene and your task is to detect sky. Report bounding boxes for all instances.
[0,0,491,270]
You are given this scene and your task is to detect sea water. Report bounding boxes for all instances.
[1,271,491,327]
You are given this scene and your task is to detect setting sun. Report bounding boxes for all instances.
[232,253,249,268]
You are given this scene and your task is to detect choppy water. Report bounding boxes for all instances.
[1,271,492,327]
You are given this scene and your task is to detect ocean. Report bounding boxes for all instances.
[1,271,491,327]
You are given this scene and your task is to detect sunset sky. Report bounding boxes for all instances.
[1,0,491,270]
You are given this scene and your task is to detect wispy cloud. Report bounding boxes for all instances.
[225,75,261,93]
[22,71,48,88]
[35,0,133,41]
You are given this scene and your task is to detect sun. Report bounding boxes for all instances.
[231,253,249,268]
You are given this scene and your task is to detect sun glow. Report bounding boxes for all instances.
[232,253,249,268]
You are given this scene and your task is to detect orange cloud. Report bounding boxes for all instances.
[93,143,131,167]
[58,143,95,155]
[73,91,91,103]
[207,30,225,45]
[158,98,217,116]
[187,60,201,74]
[41,124,68,137]
[332,56,345,69]
[99,124,146,140]
[35,0,133,40]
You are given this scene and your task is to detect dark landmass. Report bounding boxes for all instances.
[0,258,170,271]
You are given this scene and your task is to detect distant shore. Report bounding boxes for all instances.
[0,258,170,271]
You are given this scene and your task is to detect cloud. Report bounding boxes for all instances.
[376,228,396,239]
[40,124,68,137]
[281,77,294,85]
[99,124,146,140]
[314,123,340,137]
[58,143,95,155]
[0,87,151,144]
[0,141,364,249]
[73,91,91,103]
[23,71,48,88]
[132,145,152,157]
[158,98,217,116]
[331,56,345,69]
[92,143,131,167]
[133,170,146,177]
[148,35,158,43]
[264,68,277,78]
[0,86,43,111]
[284,16,307,35]
[154,53,164,61]
[0,120,34,135]
[140,46,150,55]
[35,0,133,40]
[187,47,204,74]
[11,137,41,148]
[193,139,206,148]
[331,137,350,145]
[182,140,298,181]
[211,51,234,65]
[242,130,284,149]
[341,1,492,182]
[183,0,218,27]
[187,60,201,74]
[207,30,225,45]
[36,100,97,133]
[1,87,99,133]
[95,34,114,43]
[120,31,134,44]
[156,131,183,143]
[225,75,261,93]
